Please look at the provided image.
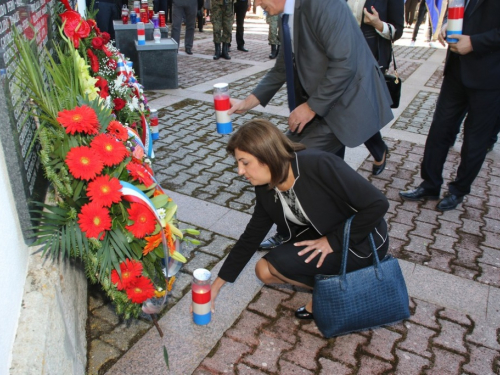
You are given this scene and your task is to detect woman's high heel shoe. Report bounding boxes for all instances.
[372,145,389,176]
[295,306,314,320]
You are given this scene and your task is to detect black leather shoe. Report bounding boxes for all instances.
[372,145,389,176]
[399,187,440,201]
[437,193,464,211]
[185,48,193,55]
[258,233,285,251]
[295,306,314,320]
[237,46,249,52]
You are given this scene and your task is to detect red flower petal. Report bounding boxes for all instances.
[126,202,157,238]
[66,146,104,180]
[77,202,112,239]
[125,276,155,303]
[86,175,123,207]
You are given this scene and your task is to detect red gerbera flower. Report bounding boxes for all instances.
[107,120,128,141]
[126,203,156,238]
[77,202,112,239]
[127,162,154,187]
[60,10,90,48]
[92,37,104,50]
[125,276,155,303]
[113,97,126,111]
[87,49,99,73]
[90,134,129,167]
[57,105,100,135]
[95,76,109,99]
[66,146,104,180]
[86,175,123,207]
[101,32,111,44]
[110,259,143,290]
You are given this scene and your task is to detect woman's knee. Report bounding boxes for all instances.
[255,259,273,283]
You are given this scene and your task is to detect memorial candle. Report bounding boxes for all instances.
[137,22,146,45]
[192,268,211,325]
[447,0,465,44]
[213,83,232,134]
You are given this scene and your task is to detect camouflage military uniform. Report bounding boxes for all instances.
[211,0,233,43]
[266,14,280,46]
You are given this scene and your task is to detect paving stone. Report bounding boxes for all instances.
[87,339,122,375]
[283,331,328,371]
[462,343,500,375]
[199,235,235,258]
[357,355,393,374]
[389,222,413,242]
[233,363,268,374]
[278,359,315,375]
[93,304,121,325]
[318,358,352,375]
[225,310,270,347]
[248,287,291,319]
[415,208,441,226]
[466,317,500,351]
[326,333,368,367]
[476,263,500,287]
[262,314,300,345]
[101,320,151,351]
[433,319,468,355]
[199,336,253,373]
[398,322,435,358]
[363,328,402,361]
[439,208,463,224]
[425,249,455,272]
[243,332,293,373]
[394,349,431,375]
[429,235,458,255]
[404,234,432,256]
[478,246,500,267]
[183,252,221,274]
[410,299,441,330]
[424,347,466,375]
[459,218,484,236]
[280,291,313,312]
[392,207,418,225]
[483,231,500,249]
[437,308,473,327]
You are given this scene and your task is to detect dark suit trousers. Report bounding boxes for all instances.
[420,56,500,196]
[234,0,248,48]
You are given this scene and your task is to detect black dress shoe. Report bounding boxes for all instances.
[185,48,193,55]
[237,46,249,52]
[258,233,285,251]
[399,187,440,201]
[295,306,314,320]
[437,193,464,211]
[372,145,389,176]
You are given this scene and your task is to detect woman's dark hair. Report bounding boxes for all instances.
[226,119,306,188]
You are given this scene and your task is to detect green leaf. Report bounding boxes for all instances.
[150,195,169,209]
[163,346,169,370]
[184,228,200,235]
[73,180,85,201]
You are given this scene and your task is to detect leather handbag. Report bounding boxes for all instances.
[384,28,401,109]
[312,216,410,338]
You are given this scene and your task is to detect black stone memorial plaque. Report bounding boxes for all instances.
[0,0,59,243]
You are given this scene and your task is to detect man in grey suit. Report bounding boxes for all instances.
[228,0,393,154]
[171,0,198,54]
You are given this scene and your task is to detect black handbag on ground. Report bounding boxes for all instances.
[312,216,410,338]
[384,28,401,109]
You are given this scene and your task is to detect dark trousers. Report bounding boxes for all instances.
[234,0,248,47]
[412,1,432,42]
[420,56,500,196]
[335,131,386,162]
[405,0,419,25]
[172,0,197,49]
[95,1,119,40]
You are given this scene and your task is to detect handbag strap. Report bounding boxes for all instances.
[388,27,399,84]
[340,216,381,278]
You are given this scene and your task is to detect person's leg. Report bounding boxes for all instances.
[171,0,183,46]
[419,61,468,194]
[184,0,197,49]
[95,2,115,39]
[411,1,427,42]
[449,89,500,197]
[364,131,388,175]
[234,0,248,49]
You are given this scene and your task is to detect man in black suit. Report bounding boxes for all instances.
[400,0,500,211]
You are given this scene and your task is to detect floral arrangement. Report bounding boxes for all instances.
[15,0,198,319]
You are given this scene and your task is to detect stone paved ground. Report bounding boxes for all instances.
[87,14,500,375]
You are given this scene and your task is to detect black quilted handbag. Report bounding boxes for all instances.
[384,28,401,109]
[313,216,410,338]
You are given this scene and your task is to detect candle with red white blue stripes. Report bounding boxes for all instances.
[192,268,211,325]
[137,22,146,45]
[213,83,232,134]
[447,0,464,44]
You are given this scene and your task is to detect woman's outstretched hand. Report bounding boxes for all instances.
[294,236,333,268]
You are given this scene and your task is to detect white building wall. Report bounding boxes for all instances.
[0,141,29,375]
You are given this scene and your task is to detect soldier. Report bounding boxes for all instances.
[211,0,233,60]
[266,14,280,59]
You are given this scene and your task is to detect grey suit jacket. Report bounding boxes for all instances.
[252,0,393,148]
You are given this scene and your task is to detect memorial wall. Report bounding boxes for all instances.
[0,0,58,243]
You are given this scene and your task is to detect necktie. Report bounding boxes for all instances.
[281,14,296,112]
